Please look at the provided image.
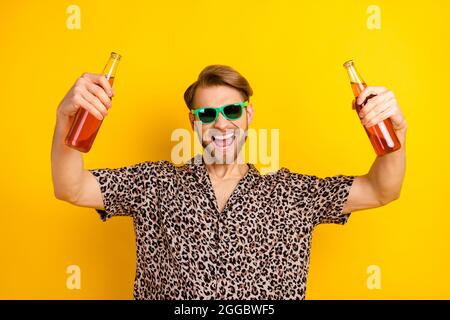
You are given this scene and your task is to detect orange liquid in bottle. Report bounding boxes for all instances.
[351,81,401,156]
[65,77,114,153]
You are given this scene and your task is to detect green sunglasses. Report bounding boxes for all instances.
[191,101,249,124]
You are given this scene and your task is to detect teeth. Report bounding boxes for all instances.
[214,132,234,140]
[213,135,235,148]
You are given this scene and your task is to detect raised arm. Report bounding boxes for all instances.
[51,73,113,209]
[343,86,407,213]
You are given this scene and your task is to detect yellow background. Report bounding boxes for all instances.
[1,0,449,299]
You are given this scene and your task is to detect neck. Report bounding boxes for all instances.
[205,161,249,180]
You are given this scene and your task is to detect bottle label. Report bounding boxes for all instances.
[378,121,395,148]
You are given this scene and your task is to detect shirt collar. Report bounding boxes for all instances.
[186,154,261,192]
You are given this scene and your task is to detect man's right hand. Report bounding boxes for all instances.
[52,72,113,209]
[57,73,114,121]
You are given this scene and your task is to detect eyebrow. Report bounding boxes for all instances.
[196,101,242,109]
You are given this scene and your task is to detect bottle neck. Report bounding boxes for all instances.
[346,64,364,84]
[345,63,366,97]
[103,57,120,81]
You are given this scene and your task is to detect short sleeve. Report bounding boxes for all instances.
[88,162,152,222]
[310,175,356,226]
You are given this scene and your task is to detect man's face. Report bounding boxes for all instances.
[189,85,254,164]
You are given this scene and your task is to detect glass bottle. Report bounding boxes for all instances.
[343,60,401,156]
[65,52,121,152]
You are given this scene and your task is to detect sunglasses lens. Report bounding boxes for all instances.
[197,108,217,123]
[223,104,242,120]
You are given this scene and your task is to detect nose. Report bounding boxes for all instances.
[213,111,229,130]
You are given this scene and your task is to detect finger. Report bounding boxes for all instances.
[352,100,356,110]
[86,82,112,109]
[361,101,391,124]
[81,73,113,97]
[362,102,391,126]
[359,91,395,118]
[81,90,108,117]
[357,86,388,105]
[362,97,396,124]
[73,94,104,120]
[363,101,396,128]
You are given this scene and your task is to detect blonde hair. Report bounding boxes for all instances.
[184,65,253,109]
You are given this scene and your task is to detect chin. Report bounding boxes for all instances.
[202,141,244,164]
[213,150,239,164]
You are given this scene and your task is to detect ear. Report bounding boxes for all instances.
[246,103,254,125]
[189,112,195,130]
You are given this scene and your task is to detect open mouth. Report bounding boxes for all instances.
[211,132,236,150]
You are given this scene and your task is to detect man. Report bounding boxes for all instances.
[51,65,407,299]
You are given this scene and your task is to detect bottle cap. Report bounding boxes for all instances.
[343,60,354,68]
[111,52,122,60]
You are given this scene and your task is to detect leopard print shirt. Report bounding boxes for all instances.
[89,155,355,299]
